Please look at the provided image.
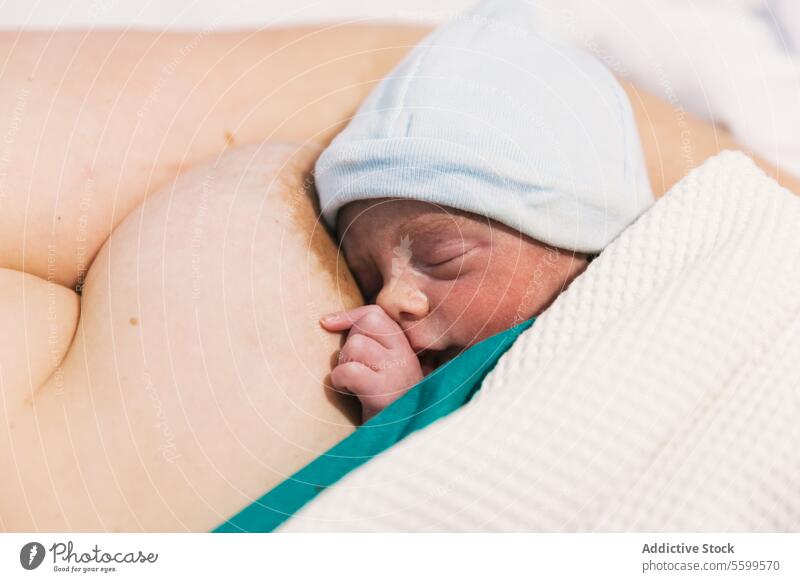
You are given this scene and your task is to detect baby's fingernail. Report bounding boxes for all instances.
[320,313,339,324]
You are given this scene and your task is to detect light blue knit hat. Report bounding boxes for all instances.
[315,0,653,253]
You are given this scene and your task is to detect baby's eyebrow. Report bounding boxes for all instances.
[400,215,465,240]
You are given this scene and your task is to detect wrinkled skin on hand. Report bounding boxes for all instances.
[321,305,424,422]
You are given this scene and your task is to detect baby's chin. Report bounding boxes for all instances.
[419,345,464,376]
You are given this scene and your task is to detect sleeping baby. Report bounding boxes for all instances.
[314,0,653,421]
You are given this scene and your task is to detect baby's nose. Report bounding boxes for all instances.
[376,275,429,322]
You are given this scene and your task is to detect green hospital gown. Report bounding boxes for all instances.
[213,316,535,532]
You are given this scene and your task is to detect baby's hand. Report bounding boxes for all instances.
[320,305,423,422]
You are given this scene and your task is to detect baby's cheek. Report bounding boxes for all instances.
[441,277,521,342]
[477,260,551,330]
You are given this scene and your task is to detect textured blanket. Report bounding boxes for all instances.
[282,151,800,531]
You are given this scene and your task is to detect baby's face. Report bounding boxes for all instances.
[337,199,588,373]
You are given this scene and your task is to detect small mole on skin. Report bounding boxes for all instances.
[129,317,139,326]
[224,131,235,147]
[57,215,61,221]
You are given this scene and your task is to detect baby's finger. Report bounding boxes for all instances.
[348,309,409,351]
[319,305,387,332]
[329,361,380,397]
[338,333,388,372]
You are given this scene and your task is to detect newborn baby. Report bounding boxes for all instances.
[320,199,588,420]
[315,0,653,421]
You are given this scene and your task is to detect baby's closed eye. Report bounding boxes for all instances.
[418,245,479,278]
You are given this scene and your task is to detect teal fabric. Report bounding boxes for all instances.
[213,316,535,533]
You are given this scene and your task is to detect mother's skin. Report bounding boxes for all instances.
[1,25,798,531]
[0,142,363,531]
[0,25,425,532]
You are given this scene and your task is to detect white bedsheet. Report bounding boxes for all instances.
[282,150,800,531]
[535,0,800,178]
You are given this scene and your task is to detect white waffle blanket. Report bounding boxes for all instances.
[283,151,800,532]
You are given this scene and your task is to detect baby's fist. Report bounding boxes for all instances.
[320,305,423,422]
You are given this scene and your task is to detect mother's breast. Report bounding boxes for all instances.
[3,142,363,531]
